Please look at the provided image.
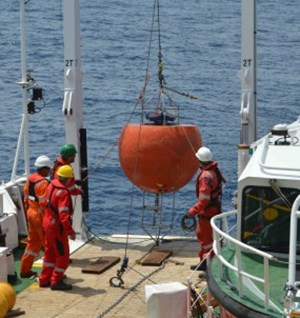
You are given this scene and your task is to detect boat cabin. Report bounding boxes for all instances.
[237,122,300,256]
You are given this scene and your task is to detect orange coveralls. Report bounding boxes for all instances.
[20,173,49,275]
[51,157,82,195]
[189,161,225,261]
[39,179,75,286]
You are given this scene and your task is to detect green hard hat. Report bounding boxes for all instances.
[60,144,77,157]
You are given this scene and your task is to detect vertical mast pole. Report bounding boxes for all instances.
[20,0,30,177]
[12,0,30,180]
[238,0,257,177]
[62,0,88,239]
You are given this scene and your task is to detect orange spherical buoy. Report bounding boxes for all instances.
[0,293,7,318]
[119,124,202,193]
[0,281,16,312]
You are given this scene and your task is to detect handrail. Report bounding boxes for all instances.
[288,195,300,285]
[211,211,281,313]
[212,210,274,259]
[258,135,300,172]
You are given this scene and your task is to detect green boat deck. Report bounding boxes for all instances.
[210,245,288,317]
[9,246,42,294]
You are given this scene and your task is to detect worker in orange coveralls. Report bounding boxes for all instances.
[51,144,83,265]
[38,165,77,290]
[51,143,82,196]
[187,147,226,271]
[20,155,52,278]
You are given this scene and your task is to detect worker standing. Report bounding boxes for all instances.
[38,165,76,290]
[20,155,52,278]
[52,144,83,266]
[187,147,226,271]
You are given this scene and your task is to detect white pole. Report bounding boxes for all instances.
[288,195,300,285]
[62,0,85,239]
[238,0,257,177]
[21,0,30,178]
[186,278,191,317]
[12,0,30,180]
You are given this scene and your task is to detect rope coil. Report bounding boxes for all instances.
[181,214,196,232]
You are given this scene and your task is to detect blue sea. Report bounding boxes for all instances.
[0,0,299,237]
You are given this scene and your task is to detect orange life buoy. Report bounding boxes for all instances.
[119,124,202,194]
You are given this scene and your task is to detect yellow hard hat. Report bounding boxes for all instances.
[56,165,74,178]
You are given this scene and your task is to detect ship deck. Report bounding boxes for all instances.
[11,235,205,318]
[208,245,289,318]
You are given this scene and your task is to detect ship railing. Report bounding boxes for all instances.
[258,135,300,173]
[211,210,276,311]
[288,195,300,286]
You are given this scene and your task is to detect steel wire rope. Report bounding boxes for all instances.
[110,184,136,283]
[52,8,227,318]
[157,0,165,90]
[80,97,140,183]
[76,0,162,239]
[138,0,158,123]
[125,0,169,250]
[75,84,149,239]
[96,245,200,318]
[80,0,198,247]
[80,1,157,180]
[80,215,154,245]
[97,263,165,318]
[163,85,198,100]
[63,239,169,318]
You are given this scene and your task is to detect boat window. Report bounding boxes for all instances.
[241,186,300,253]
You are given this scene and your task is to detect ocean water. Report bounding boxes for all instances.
[0,0,299,236]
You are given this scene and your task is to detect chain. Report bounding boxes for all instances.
[163,85,198,100]
[165,258,184,266]
[97,263,165,318]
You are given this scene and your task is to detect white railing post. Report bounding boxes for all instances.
[263,257,270,309]
[211,211,275,311]
[288,195,300,285]
[186,278,192,318]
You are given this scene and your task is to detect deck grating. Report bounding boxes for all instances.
[82,256,121,274]
[10,236,203,318]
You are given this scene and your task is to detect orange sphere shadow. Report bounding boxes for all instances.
[119,124,202,194]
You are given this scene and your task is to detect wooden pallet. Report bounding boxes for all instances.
[82,256,120,274]
[140,249,172,266]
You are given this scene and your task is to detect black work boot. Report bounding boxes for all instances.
[190,260,207,271]
[51,280,72,291]
[20,270,37,278]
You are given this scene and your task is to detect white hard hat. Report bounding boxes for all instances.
[34,155,52,168]
[195,147,213,162]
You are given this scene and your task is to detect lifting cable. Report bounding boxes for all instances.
[84,0,199,181]
[109,184,135,287]
[98,263,165,318]
[156,0,165,89]
[80,79,147,184]
[163,85,198,100]
[73,1,158,184]
[107,0,178,286]
[140,0,198,127]
[139,0,161,119]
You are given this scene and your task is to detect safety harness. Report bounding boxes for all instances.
[210,165,226,202]
[46,183,73,234]
[194,164,226,222]
[47,183,72,216]
[196,165,226,203]
[28,177,49,202]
